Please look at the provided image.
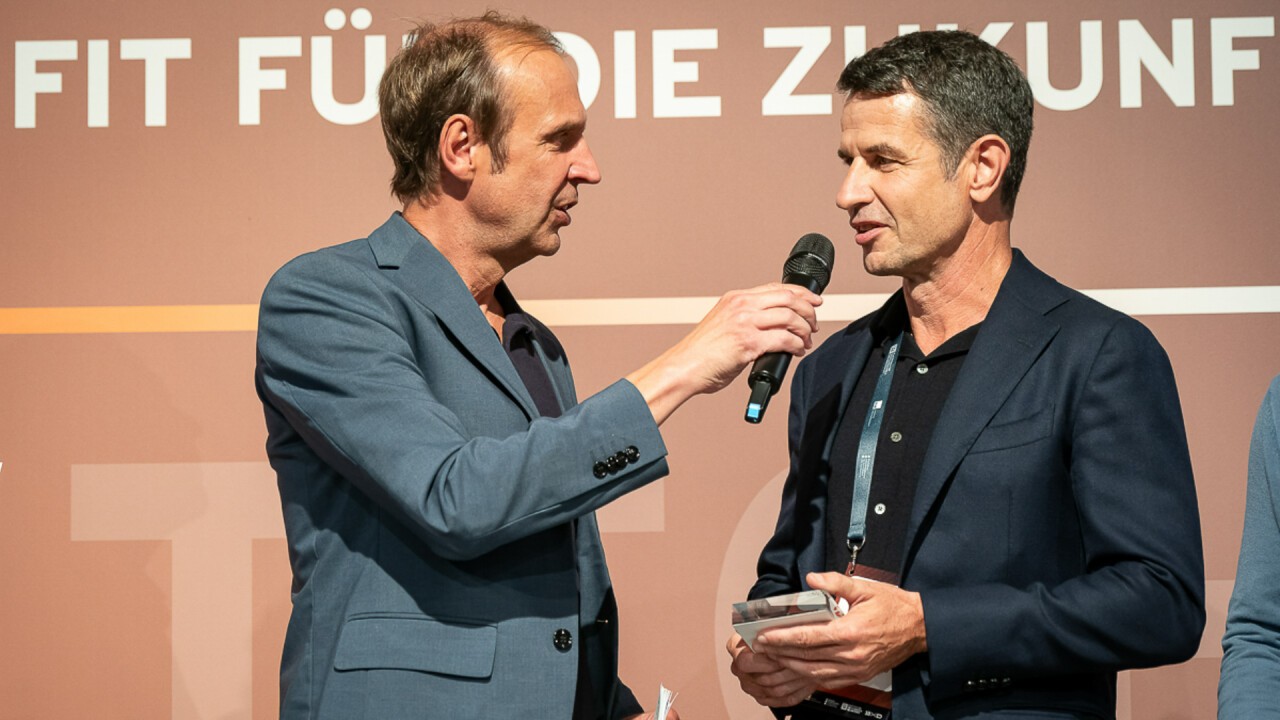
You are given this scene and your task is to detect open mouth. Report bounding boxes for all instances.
[553,197,577,225]
[852,220,887,244]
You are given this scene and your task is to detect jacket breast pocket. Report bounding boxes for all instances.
[968,404,1054,454]
[333,613,497,678]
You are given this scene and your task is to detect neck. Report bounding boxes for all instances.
[902,225,1012,355]
[402,199,508,334]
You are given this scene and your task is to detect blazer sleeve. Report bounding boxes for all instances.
[255,251,669,561]
[1219,377,1280,718]
[920,316,1205,698]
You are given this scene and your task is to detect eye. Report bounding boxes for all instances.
[546,128,581,151]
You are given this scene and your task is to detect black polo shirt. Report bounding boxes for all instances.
[824,300,982,583]
[498,286,563,420]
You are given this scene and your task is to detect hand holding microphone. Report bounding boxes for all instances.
[745,234,836,422]
[625,234,831,426]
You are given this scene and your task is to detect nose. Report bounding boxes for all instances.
[836,159,873,213]
[569,138,602,185]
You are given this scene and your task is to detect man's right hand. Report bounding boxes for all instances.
[726,631,819,708]
[627,283,821,425]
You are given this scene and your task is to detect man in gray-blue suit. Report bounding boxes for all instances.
[727,31,1204,719]
[255,14,821,720]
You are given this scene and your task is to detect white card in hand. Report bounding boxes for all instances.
[656,684,677,720]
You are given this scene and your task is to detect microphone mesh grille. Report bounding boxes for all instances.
[783,233,835,291]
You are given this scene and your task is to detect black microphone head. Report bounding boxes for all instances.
[783,233,835,293]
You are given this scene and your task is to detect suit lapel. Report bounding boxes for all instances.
[903,252,1067,563]
[366,213,539,420]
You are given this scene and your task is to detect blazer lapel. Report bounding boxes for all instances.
[903,252,1067,564]
[366,213,540,420]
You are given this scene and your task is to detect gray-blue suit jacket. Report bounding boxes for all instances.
[752,251,1205,719]
[256,213,669,719]
[1219,375,1280,718]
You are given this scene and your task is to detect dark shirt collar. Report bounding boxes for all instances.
[494,282,536,347]
[901,322,982,362]
[868,291,982,361]
[869,291,909,342]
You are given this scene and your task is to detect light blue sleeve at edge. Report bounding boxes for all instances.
[1219,376,1280,719]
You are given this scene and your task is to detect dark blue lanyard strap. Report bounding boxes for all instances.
[846,331,903,572]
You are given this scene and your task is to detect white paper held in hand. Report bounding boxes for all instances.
[656,684,677,720]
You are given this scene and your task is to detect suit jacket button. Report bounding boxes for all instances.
[624,446,640,463]
[964,680,976,692]
[614,451,629,466]
[553,628,573,651]
[607,455,624,473]
[593,462,608,479]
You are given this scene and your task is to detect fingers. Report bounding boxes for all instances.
[710,285,821,359]
[739,283,822,332]
[754,281,824,306]
[732,653,817,707]
[735,657,807,687]
[807,571,869,600]
[756,621,843,654]
[771,656,870,687]
[726,632,746,656]
[733,646,786,673]
[752,307,817,351]
[728,633,788,673]
[740,673,817,708]
[711,283,819,326]
[628,281,826,418]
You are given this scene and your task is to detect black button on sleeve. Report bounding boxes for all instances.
[623,446,640,463]
[592,462,608,479]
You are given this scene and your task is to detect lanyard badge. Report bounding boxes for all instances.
[846,331,903,576]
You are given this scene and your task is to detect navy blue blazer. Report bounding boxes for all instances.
[256,213,669,719]
[752,251,1205,719]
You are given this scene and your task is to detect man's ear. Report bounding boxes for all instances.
[439,114,480,182]
[967,134,1011,207]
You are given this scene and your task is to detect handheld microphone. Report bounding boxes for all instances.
[744,233,835,423]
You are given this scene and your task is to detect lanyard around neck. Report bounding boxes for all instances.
[846,330,904,574]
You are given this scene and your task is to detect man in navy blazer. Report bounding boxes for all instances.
[727,31,1205,719]
[256,14,821,720]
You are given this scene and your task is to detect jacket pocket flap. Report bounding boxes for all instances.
[334,615,497,678]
